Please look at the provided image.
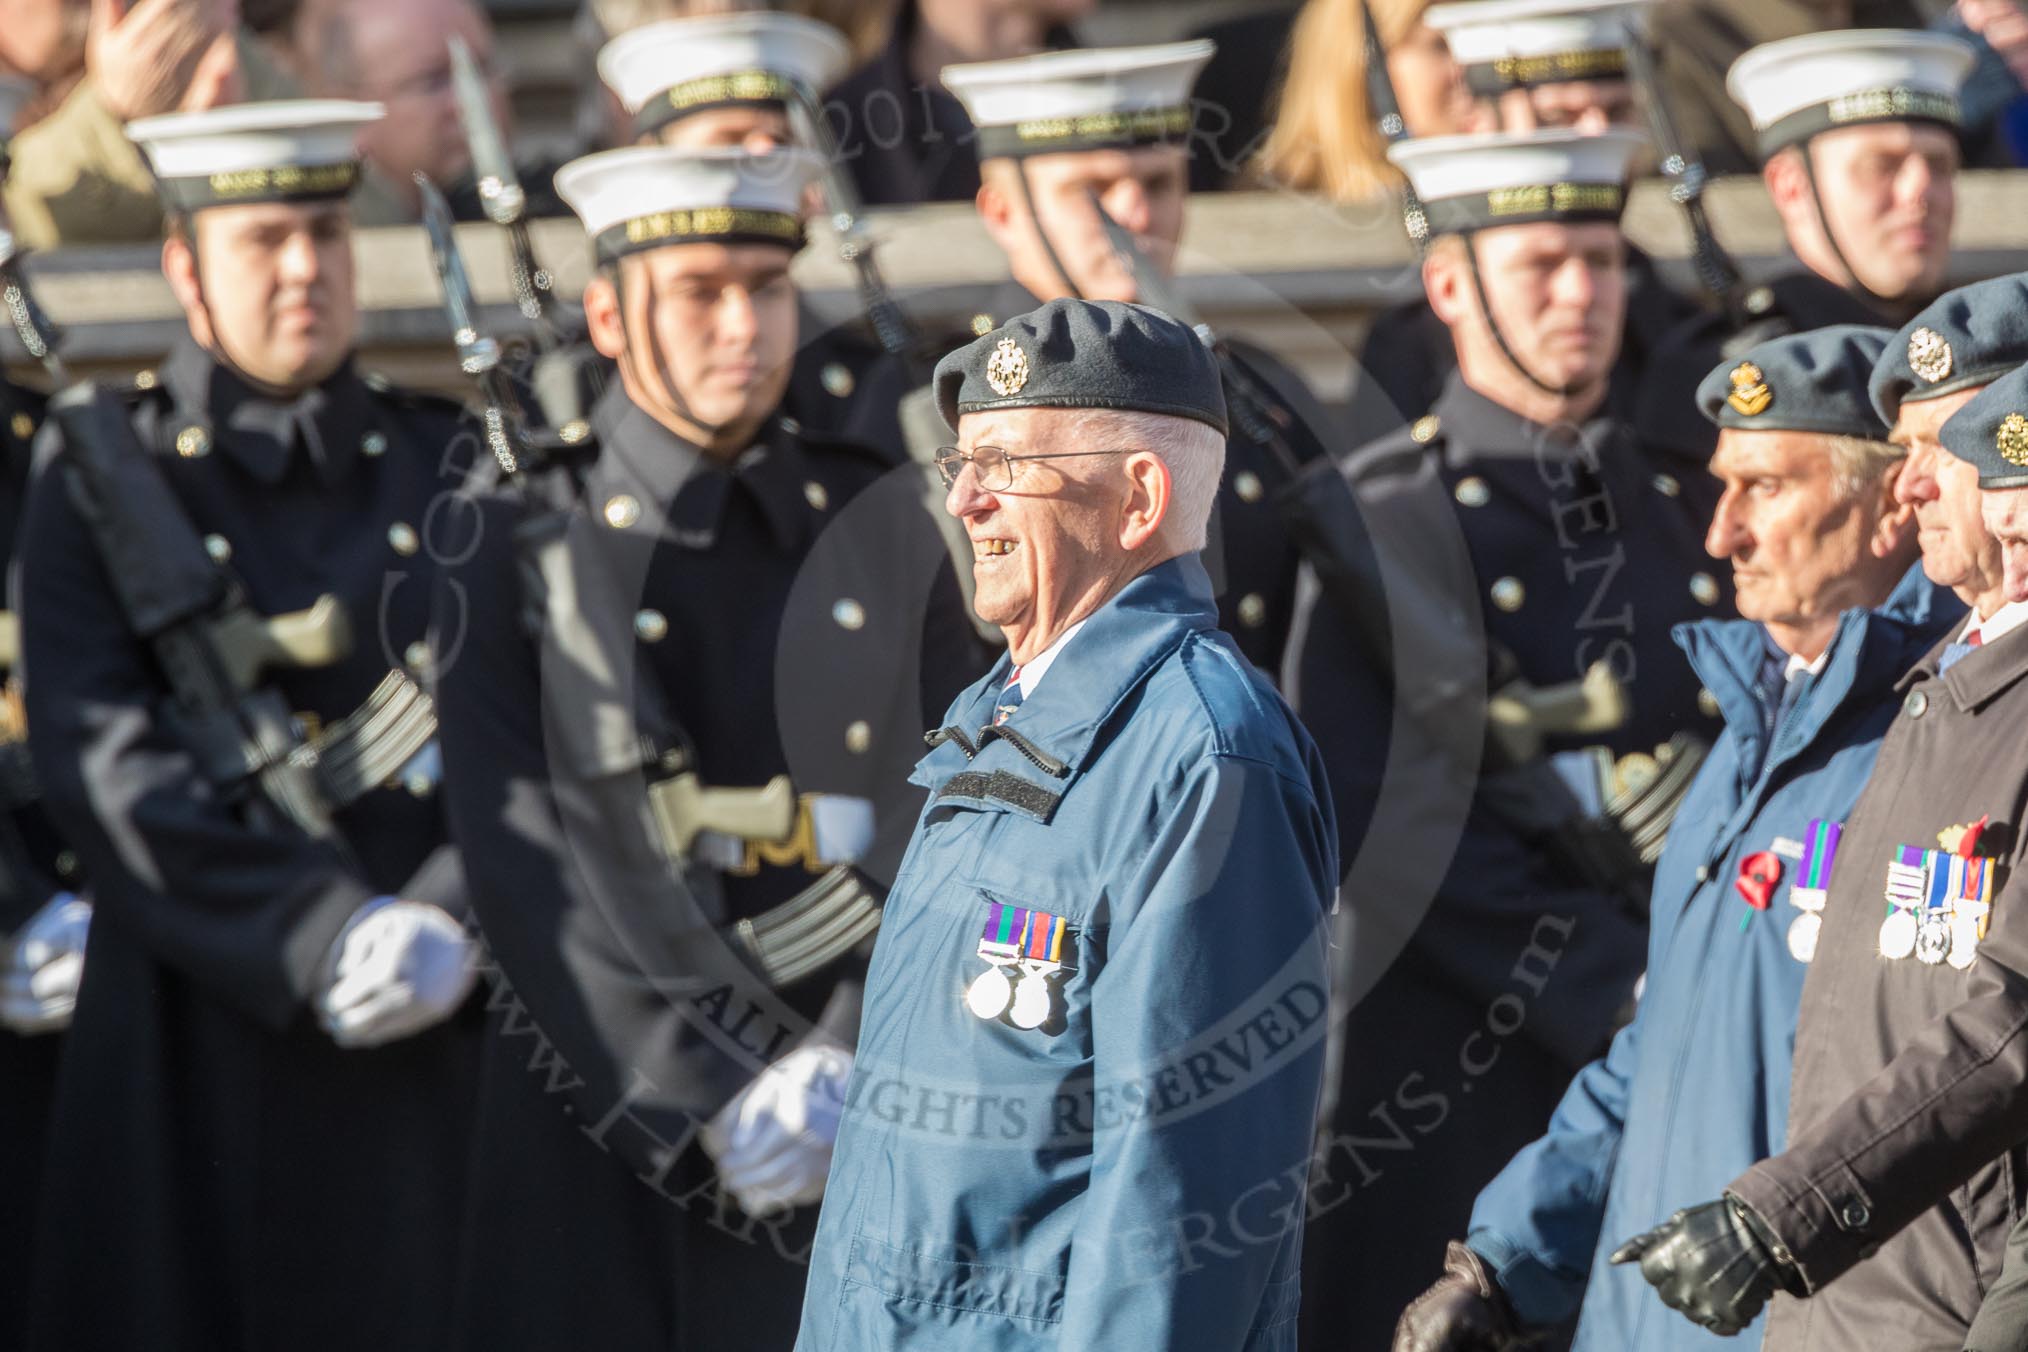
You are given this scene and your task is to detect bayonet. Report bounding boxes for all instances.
[1621,30,1752,322]
[418,172,532,478]
[448,34,561,344]
[1360,1,1429,251]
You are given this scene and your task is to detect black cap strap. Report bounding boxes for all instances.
[974,105,1193,160]
[593,207,803,265]
[630,70,802,141]
[1461,47,1628,96]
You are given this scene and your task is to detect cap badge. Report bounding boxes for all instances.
[986,338,1030,397]
[1909,327,1953,384]
[1998,413,2028,467]
[1727,362,1772,417]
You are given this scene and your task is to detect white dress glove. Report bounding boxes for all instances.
[317,899,477,1048]
[701,1038,854,1215]
[0,892,90,1035]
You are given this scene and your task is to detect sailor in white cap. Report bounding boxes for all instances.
[17,100,485,1352]
[1634,29,1974,459]
[598,10,851,152]
[1425,0,1651,130]
[1283,128,1730,1352]
[930,39,1341,679]
[433,143,979,1352]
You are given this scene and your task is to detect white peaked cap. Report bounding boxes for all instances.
[942,40,1214,159]
[1388,127,1647,234]
[1426,0,1654,93]
[1727,29,1975,158]
[598,13,851,136]
[125,100,384,213]
[555,145,823,263]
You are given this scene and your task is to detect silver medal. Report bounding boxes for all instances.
[1916,914,1951,965]
[1787,911,1821,964]
[966,964,1015,1020]
[1879,908,1919,961]
[1008,968,1055,1030]
[1948,916,1982,970]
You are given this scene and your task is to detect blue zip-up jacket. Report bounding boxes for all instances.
[794,556,1336,1351]
[1466,565,1958,1349]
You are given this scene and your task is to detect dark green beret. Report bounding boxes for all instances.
[1937,359,2028,489]
[933,298,1229,438]
[1696,325,1894,438]
[1869,275,2028,425]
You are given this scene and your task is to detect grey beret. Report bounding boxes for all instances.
[1938,359,2028,489]
[1869,274,2028,425]
[1696,325,1895,439]
[933,298,1229,438]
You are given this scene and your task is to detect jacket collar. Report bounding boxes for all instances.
[587,383,812,553]
[160,335,368,488]
[1433,370,1621,467]
[919,554,1220,792]
[1900,600,2028,713]
[1679,564,1955,774]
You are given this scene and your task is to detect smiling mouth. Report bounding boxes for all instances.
[974,538,1017,558]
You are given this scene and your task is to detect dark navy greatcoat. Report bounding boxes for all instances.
[18,337,479,1352]
[437,382,982,1352]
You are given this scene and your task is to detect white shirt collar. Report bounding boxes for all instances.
[1965,598,2028,648]
[1783,648,1829,682]
[1011,619,1088,700]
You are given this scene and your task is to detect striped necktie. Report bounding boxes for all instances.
[1939,627,1984,673]
[995,669,1025,725]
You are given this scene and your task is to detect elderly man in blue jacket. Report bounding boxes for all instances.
[793,299,1337,1351]
[1394,326,1958,1352]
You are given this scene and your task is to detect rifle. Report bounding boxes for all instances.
[784,83,929,378]
[0,231,353,841]
[1620,30,1754,324]
[448,34,564,351]
[1360,0,1429,252]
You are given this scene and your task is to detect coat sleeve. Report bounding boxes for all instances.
[17,443,373,1029]
[1729,867,2028,1290]
[1056,751,1334,1349]
[1284,560,1646,1070]
[1466,1012,1643,1325]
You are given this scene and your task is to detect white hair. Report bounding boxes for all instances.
[1823,434,1905,501]
[1060,408,1226,551]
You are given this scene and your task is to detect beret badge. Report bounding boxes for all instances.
[1727,361,1772,416]
[1908,326,1953,384]
[986,338,1031,397]
[1999,413,2028,468]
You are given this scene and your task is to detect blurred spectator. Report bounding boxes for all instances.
[289,0,513,220]
[1257,0,1480,202]
[826,0,1092,206]
[1185,2,1298,191]
[2,0,258,247]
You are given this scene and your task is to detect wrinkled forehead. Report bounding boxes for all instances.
[1712,425,1835,477]
[958,406,1061,450]
[1891,383,1982,447]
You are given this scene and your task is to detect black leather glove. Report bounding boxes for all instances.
[1610,1193,1803,1336]
[1394,1241,1533,1352]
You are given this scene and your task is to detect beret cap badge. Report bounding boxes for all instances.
[1727,361,1772,416]
[986,338,1030,397]
[1909,326,1953,384]
[1998,413,2028,467]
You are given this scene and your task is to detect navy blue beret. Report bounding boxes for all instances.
[1869,274,2028,425]
[1938,359,2028,489]
[933,298,1229,438]
[1696,325,1895,439]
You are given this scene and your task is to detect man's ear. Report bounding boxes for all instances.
[976,175,1022,258]
[1424,241,1468,327]
[1118,450,1172,553]
[1762,147,1811,234]
[161,231,214,349]
[584,270,626,361]
[1871,467,1921,560]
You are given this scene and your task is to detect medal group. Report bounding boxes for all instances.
[966,900,1077,1030]
[1879,820,1996,969]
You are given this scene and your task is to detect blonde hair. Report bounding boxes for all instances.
[1258,0,1435,202]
